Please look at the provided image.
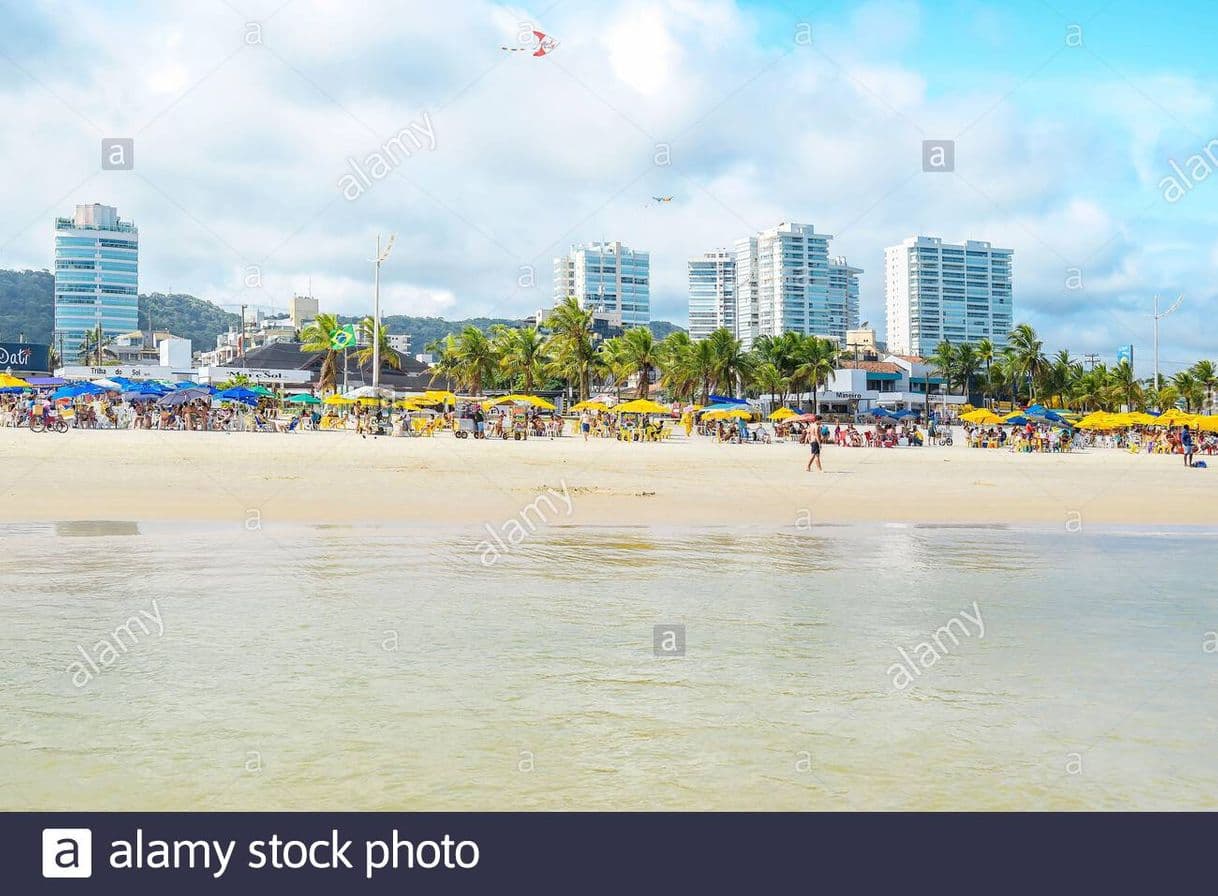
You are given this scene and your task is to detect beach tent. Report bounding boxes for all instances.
[615,399,670,415]
[768,407,797,421]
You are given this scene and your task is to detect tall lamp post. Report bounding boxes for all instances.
[1152,293,1183,395]
[372,234,396,392]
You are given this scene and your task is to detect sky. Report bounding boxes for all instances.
[1,0,1216,374]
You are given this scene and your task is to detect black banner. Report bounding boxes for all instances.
[0,342,51,373]
[5,812,1214,893]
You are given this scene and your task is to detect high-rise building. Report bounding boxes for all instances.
[730,222,860,350]
[289,295,319,329]
[53,204,139,353]
[553,241,650,327]
[884,236,1013,357]
[687,250,736,340]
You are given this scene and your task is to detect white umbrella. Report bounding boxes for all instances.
[344,385,396,399]
[91,379,122,391]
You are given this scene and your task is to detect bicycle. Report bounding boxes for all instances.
[30,413,69,433]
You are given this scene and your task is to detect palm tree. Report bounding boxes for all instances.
[689,337,718,404]
[546,297,597,402]
[955,344,980,402]
[1171,370,1204,413]
[426,333,461,389]
[657,331,698,403]
[1045,350,1080,408]
[1189,359,1216,413]
[453,326,499,395]
[976,338,995,407]
[706,328,752,397]
[1110,359,1142,411]
[496,326,549,393]
[353,317,402,374]
[751,361,789,409]
[77,325,117,366]
[1008,323,1048,403]
[615,326,662,398]
[300,312,344,393]
[929,341,958,394]
[791,335,838,413]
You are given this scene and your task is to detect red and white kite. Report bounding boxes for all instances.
[502,31,559,57]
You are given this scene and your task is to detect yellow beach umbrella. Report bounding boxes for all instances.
[704,407,753,421]
[1124,412,1157,425]
[1076,412,1116,430]
[489,394,556,410]
[1153,408,1195,427]
[0,373,30,389]
[1193,416,1218,433]
[571,400,611,412]
[768,407,797,421]
[614,398,670,415]
[324,395,355,405]
[423,390,457,404]
[960,409,1005,425]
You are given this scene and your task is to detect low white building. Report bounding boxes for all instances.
[791,354,966,416]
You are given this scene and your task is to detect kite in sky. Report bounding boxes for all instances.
[501,31,559,57]
[651,196,674,203]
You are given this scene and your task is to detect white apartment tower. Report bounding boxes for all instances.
[553,241,650,327]
[687,250,736,340]
[885,236,1014,357]
[729,222,860,350]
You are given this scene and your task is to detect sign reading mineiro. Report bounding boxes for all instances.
[0,342,51,372]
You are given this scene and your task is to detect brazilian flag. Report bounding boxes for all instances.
[330,325,357,351]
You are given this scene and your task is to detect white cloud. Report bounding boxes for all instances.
[0,0,1215,367]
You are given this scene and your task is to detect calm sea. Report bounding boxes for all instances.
[1,522,1215,810]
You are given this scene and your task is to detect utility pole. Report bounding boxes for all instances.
[1084,353,1099,371]
[1152,294,1183,394]
[371,234,396,392]
[239,304,248,369]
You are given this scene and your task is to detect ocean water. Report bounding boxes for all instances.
[1,522,1215,811]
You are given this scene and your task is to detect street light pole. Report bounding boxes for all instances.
[372,233,396,392]
[1152,293,1183,395]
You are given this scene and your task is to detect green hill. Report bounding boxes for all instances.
[0,268,686,355]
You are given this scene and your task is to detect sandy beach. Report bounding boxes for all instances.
[2,427,1215,528]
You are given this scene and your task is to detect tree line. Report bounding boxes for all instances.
[420,299,1216,414]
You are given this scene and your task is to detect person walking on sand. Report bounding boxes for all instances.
[806,426,823,472]
[1182,424,1195,467]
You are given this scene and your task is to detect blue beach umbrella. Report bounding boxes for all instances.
[215,386,261,403]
